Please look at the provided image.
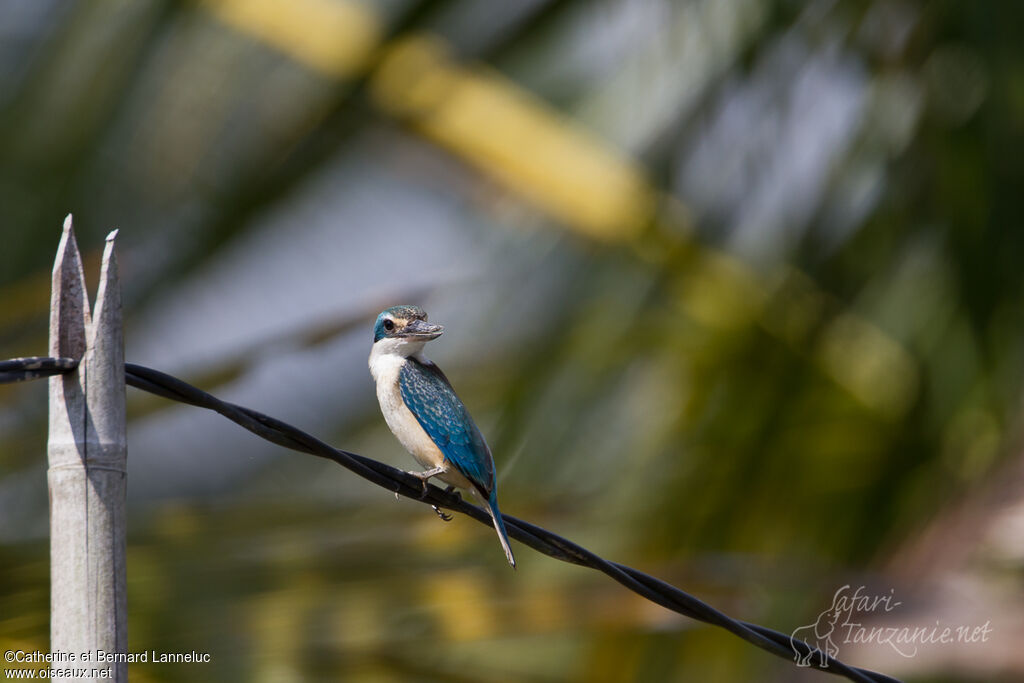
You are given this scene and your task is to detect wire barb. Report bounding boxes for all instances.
[3,356,899,683]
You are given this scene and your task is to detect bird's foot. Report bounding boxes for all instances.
[431,485,460,521]
[409,466,446,499]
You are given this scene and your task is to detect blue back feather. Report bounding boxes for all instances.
[399,358,495,495]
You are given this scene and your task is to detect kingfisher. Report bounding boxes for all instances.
[368,305,516,568]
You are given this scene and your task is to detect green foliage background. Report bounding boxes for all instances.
[1,1,1022,681]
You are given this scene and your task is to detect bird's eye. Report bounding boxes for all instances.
[383,319,395,332]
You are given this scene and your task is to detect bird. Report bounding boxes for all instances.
[368,304,516,568]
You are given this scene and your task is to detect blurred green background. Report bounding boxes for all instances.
[2,0,1022,681]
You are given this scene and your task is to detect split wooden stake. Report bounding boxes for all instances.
[47,215,127,681]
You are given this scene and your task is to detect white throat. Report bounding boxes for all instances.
[369,338,428,382]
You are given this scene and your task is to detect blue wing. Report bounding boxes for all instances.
[399,358,495,496]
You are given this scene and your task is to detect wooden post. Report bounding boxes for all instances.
[47,216,127,681]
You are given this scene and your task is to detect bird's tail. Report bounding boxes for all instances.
[486,491,516,569]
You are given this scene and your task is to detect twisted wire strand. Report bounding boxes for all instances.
[0,356,79,382]
[3,356,899,683]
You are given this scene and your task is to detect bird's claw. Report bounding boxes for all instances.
[406,471,456,520]
[408,466,446,500]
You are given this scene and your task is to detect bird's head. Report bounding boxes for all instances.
[372,305,443,355]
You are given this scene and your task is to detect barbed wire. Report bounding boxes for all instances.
[2,355,899,683]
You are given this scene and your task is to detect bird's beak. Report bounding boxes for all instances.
[402,319,444,340]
